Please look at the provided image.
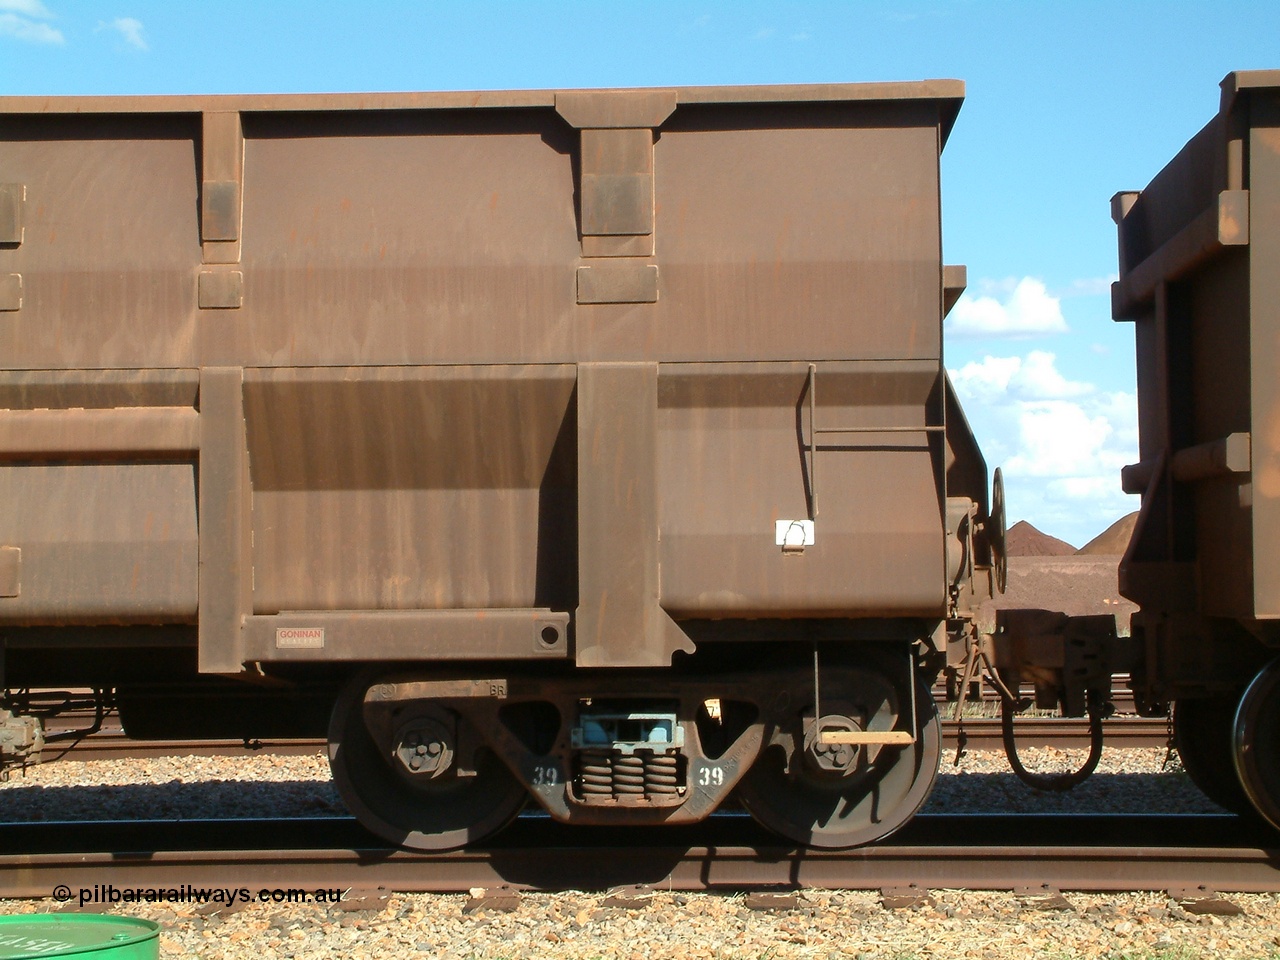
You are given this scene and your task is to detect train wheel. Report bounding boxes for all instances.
[1173,695,1254,816]
[328,675,526,850]
[1234,658,1280,830]
[737,667,941,848]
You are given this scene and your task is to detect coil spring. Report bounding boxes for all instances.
[575,749,685,799]
[577,749,614,796]
[644,752,681,796]
[613,753,646,795]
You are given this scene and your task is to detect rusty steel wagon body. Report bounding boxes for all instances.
[0,81,1004,848]
[1112,70,1280,828]
[8,71,1277,850]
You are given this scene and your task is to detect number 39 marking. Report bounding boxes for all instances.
[697,765,725,787]
[532,766,558,786]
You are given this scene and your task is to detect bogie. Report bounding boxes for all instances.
[324,645,941,848]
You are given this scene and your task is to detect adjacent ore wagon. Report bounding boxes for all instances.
[0,81,1005,848]
[1113,70,1280,829]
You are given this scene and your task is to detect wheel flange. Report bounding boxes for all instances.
[1234,658,1280,830]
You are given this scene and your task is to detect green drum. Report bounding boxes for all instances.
[0,915,160,959]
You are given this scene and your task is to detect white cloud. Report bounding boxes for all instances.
[0,13,59,41]
[1049,476,1125,500]
[1013,350,1093,399]
[948,351,1138,546]
[948,277,1068,338]
[950,356,1021,404]
[1091,389,1140,450]
[1005,401,1117,477]
[0,0,54,15]
[100,16,146,50]
[951,350,1091,404]
[0,0,62,43]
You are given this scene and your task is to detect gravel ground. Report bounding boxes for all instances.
[2,888,1279,960]
[1,748,1267,959]
[0,752,344,822]
[921,745,1226,814]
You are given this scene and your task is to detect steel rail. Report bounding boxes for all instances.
[30,685,1145,762]
[41,733,325,763]
[948,716,1167,750]
[1,815,1276,897]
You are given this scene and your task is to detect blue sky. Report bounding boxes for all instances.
[3,0,1277,545]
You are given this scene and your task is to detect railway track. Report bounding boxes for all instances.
[1,814,1276,898]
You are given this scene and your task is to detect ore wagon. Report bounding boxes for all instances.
[0,81,1002,848]
[1112,70,1280,827]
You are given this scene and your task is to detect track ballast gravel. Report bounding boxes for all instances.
[2,887,1279,960]
[0,746,1226,822]
[2,748,1272,959]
